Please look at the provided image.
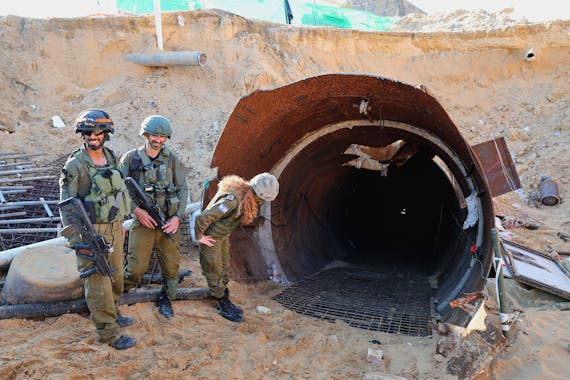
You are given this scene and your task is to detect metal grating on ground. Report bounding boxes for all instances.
[272,266,435,336]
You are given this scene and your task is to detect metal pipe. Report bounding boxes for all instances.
[0,152,46,160]
[491,228,509,338]
[40,197,54,217]
[0,206,23,211]
[0,211,27,218]
[0,200,59,208]
[0,217,61,225]
[0,237,66,270]
[0,189,28,195]
[0,186,33,190]
[0,162,33,168]
[0,228,61,233]
[0,167,54,176]
[125,51,208,67]
[0,219,133,270]
[0,176,57,183]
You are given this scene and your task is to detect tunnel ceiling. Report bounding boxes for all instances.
[212,73,480,183]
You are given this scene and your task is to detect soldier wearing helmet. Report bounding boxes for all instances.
[58,109,136,350]
[119,115,188,318]
[194,172,279,322]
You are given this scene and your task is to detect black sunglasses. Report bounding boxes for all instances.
[81,130,106,136]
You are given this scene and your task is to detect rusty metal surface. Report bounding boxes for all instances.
[472,137,521,197]
[210,73,496,326]
[212,74,475,179]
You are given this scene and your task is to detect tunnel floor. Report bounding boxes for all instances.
[272,264,436,337]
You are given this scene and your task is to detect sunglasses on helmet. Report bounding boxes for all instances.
[78,117,113,127]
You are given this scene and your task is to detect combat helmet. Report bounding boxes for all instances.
[250,173,279,202]
[75,109,114,136]
[139,115,172,138]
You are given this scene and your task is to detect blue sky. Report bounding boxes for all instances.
[0,0,568,21]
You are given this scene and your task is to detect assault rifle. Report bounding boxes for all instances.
[58,197,116,281]
[124,177,174,241]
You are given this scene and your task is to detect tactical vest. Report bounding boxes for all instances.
[74,149,131,224]
[129,147,180,218]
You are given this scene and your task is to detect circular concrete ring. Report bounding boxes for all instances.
[2,244,83,304]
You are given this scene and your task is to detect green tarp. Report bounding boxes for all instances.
[116,0,395,32]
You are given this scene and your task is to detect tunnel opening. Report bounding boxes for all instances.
[208,74,496,332]
[268,124,478,335]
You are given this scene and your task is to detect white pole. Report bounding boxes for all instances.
[153,0,164,50]
[0,219,133,270]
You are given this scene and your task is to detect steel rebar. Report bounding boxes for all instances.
[0,152,46,160]
[0,200,59,208]
[0,217,61,225]
[0,167,55,176]
[0,176,57,183]
[0,211,27,219]
[0,227,61,234]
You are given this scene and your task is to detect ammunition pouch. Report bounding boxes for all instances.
[84,168,130,224]
[167,196,180,218]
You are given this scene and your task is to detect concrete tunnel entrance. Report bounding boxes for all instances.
[206,74,495,335]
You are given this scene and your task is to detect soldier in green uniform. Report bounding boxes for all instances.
[195,173,279,322]
[59,109,136,350]
[119,115,188,318]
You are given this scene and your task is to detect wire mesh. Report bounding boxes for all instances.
[272,266,435,336]
[1,153,193,260]
[0,155,64,250]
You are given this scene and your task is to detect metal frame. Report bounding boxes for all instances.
[502,240,570,300]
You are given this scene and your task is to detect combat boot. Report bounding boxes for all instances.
[116,311,135,328]
[157,291,174,318]
[110,335,136,350]
[217,293,244,323]
[224,288,243,316]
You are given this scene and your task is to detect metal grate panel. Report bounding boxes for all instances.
[272,266,435,336]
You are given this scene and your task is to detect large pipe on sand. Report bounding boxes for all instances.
[125,51,207,67]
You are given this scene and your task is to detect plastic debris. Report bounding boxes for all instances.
[256,305,271,314]
[51,116,66,128]
[367,348,383,364]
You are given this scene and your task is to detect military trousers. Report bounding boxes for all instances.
[76,220,124,344]
[124,222,180,300]
[199,236,230,299]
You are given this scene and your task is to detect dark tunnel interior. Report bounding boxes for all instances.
[269,125,478,323]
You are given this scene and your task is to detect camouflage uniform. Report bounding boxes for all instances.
[194,191,243,299]
[119,145,188,300]
[59,145,129,344]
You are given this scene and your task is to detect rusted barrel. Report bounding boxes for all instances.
[539,176,560,206]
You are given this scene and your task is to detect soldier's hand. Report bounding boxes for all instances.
[198,235,216,247]
[163,216,180,235]
[73,243,94,257]
[134,207,157,229]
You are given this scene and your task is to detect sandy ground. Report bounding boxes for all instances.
[0,8,569,379]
